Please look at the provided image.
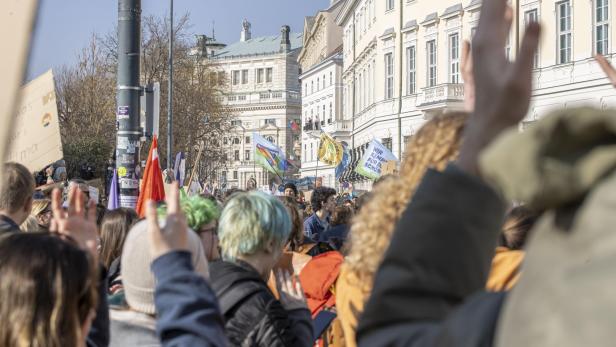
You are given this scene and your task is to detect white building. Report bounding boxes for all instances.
[335,0,616,190]
[298,0,348,189]
[204,21,303,190]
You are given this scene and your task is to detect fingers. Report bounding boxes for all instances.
[475,0,508,47]
[167,182,180,215]
[461,40,471,71]
[596,54,616,85]
[51,188,64,223]
[146,200,161,235]
[513,23,541,82]
[74,187,85,217]
[67,186,78,216]
[87,199,97,222]
[503,6,513,45]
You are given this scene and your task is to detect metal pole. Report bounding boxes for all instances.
[116,0,141,208]
[167,0,174,170]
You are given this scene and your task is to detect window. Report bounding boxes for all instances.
[223,137,228,145]
[384,53,394,99]
[304,144,307,162]
[245,150,250,160]
[524,9,540,68]
[427,40,437,87]
[265,118,276,125]
[403,135,411,149]
[257,68,265,83]
[386,0,395,11]
[267,136,275,143]
[596,0,610,55]
[505,34,511,60]
[266,68,273,82]
[245,136,251,144]
[233,137,240,145]
[310,143,314,161]
[557,0,572,64]
[330,71,333,85]
[406,46,416,94]
[329,102,333,122]
[231,120,241,126]
[241,69,248,84]
[232,70,240,85]
[233,171,238,180]
[449,33,460,83]
[304,82,307,95]
[217,71,226,84]
[382,137,392,151]
[311,81,314,94]
[234,150,240,161]
[323,75,326,89]
[317,77,320,91]
[322,105,326,121]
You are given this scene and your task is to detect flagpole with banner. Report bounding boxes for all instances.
[252,132,288,185]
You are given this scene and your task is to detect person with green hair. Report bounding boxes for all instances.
[159,194,222,261]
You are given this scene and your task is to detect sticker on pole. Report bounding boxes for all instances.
[117,166,128,177]
[119,178,139,189]
[117,106,130,120]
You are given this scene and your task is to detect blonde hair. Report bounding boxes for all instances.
[345,112,468,287]
[31,199,51,217]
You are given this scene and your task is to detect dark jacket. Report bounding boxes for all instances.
[151,251,228,347]
[303,214,329,241]
[0,215,20,235]
[318,224,349,250]
[210,260,313,347]
[87,265,110,347]
[357,165,507,347]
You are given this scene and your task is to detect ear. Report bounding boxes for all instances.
[264,239,275,254]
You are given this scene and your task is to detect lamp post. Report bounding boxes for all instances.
[167,0,174,170]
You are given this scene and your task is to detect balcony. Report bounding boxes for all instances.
[224,90,301,106]
[322,119,351,136]
[415,83,464,111]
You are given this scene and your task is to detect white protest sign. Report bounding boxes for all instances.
[355,139,398,180]
[6,70,63,172]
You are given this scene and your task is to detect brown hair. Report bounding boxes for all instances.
[345,112,468,287]
[0,162,35,213]
[501,206,539,250]
[330,205,353,227]
[99,208,139,269]
[0,233,97,347]
[281,197,303,251]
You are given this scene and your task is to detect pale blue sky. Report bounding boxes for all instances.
[28,0,330,79]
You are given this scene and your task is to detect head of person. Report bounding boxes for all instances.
[330,205,354,227]
[346,112,468,287]
[31,198,52,229]
[500,205,539,250]
[174,195,222,261]
[99,208,139,269]
[281,197,303,251]
[310,186,337,215]
[0,162,36,225]
[121,220,209,315]
[218,192,291,278]
[284,183,298,198]
[0,232,97,347]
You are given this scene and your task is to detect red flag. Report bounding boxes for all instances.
[136,136,165,217]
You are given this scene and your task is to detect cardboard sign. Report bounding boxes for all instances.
[355,140,398,180]
[6,70,63,172]
[381,160,399,176]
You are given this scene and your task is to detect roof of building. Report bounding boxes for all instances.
[403,19,418,29]
[441,3,463,17]
[421,12,439,24]
[381,27,395,37]
[305,16,316,33]
[211,32,303,59]
[466,0,482,8]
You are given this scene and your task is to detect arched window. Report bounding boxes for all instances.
[233,137,241,145]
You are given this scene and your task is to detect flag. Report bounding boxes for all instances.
[335,142,350,180]
[174,152,186,186]
[289,120,300,132]
[136,136,166,217]
[107,169,119,210]
[317,132,344,166]
[355,139,398,180]
[253,133,287,175]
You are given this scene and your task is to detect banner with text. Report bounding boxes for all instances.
[6,70,63,172]
[355,139,397,180]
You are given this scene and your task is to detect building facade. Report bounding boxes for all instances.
[336,0,616,190]
[298,0,348,188]
[203,21,303,190]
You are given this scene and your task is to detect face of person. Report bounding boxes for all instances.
[284,188,296,198]
[325,195,337,213]
[199,221,220,261]
[36,208,52,227]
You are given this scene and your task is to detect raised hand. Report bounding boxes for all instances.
[458,0,541,176]
[50,186,99,262]
[276,270,307,311]
[461,40,475,112]
[146,182,189,259]
[596,54,616,87]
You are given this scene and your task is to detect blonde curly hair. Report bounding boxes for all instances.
[345,112,468,287]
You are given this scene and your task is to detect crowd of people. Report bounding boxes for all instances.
[2,0,616,345]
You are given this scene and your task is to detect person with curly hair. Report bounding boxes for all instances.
[303,186,337,241]
[336,112,468,347]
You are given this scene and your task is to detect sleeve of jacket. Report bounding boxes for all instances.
[86,265,110,347]
[357,165,506,346]
[257,300,313,347]
[152,251,228,347]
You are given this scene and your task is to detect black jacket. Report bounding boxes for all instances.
[357,165,507,347]
[210,260,313,347]
[0,215,20,235]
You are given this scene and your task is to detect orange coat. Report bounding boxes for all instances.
[486,247,525,291]
[299,251,344,317]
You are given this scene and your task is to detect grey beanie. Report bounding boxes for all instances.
[121,219,209,315]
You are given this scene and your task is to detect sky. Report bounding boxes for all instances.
[28,0,331,80]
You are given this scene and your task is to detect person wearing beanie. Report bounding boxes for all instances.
[109,219,209,347]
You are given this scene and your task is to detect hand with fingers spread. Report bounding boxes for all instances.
[595,54,616,87]
[146,182,189,260]
[50,186,99,262]
[276,269,308,311]
[458,0,541,176]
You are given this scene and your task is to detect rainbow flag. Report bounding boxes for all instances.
[253,132,287,175]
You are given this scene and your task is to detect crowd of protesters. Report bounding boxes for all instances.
[4,0,616,345]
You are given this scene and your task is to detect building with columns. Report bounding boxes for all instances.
[298,0,348,188]
[335,0,616,190]
[202,21,303,190]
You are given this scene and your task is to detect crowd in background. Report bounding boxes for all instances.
[3,0,616,346]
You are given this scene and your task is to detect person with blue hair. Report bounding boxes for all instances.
[204,191,313,346]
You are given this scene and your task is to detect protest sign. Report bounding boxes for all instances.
[381,160,399,176]
[355,139,398,180]
[6,70,63,172]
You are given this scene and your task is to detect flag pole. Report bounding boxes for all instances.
[314,138,320,182]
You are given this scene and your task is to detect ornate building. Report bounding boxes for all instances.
[201,21,303,190]
[298,0,348,188]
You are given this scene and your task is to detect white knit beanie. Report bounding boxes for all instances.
[121,219,209,315]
